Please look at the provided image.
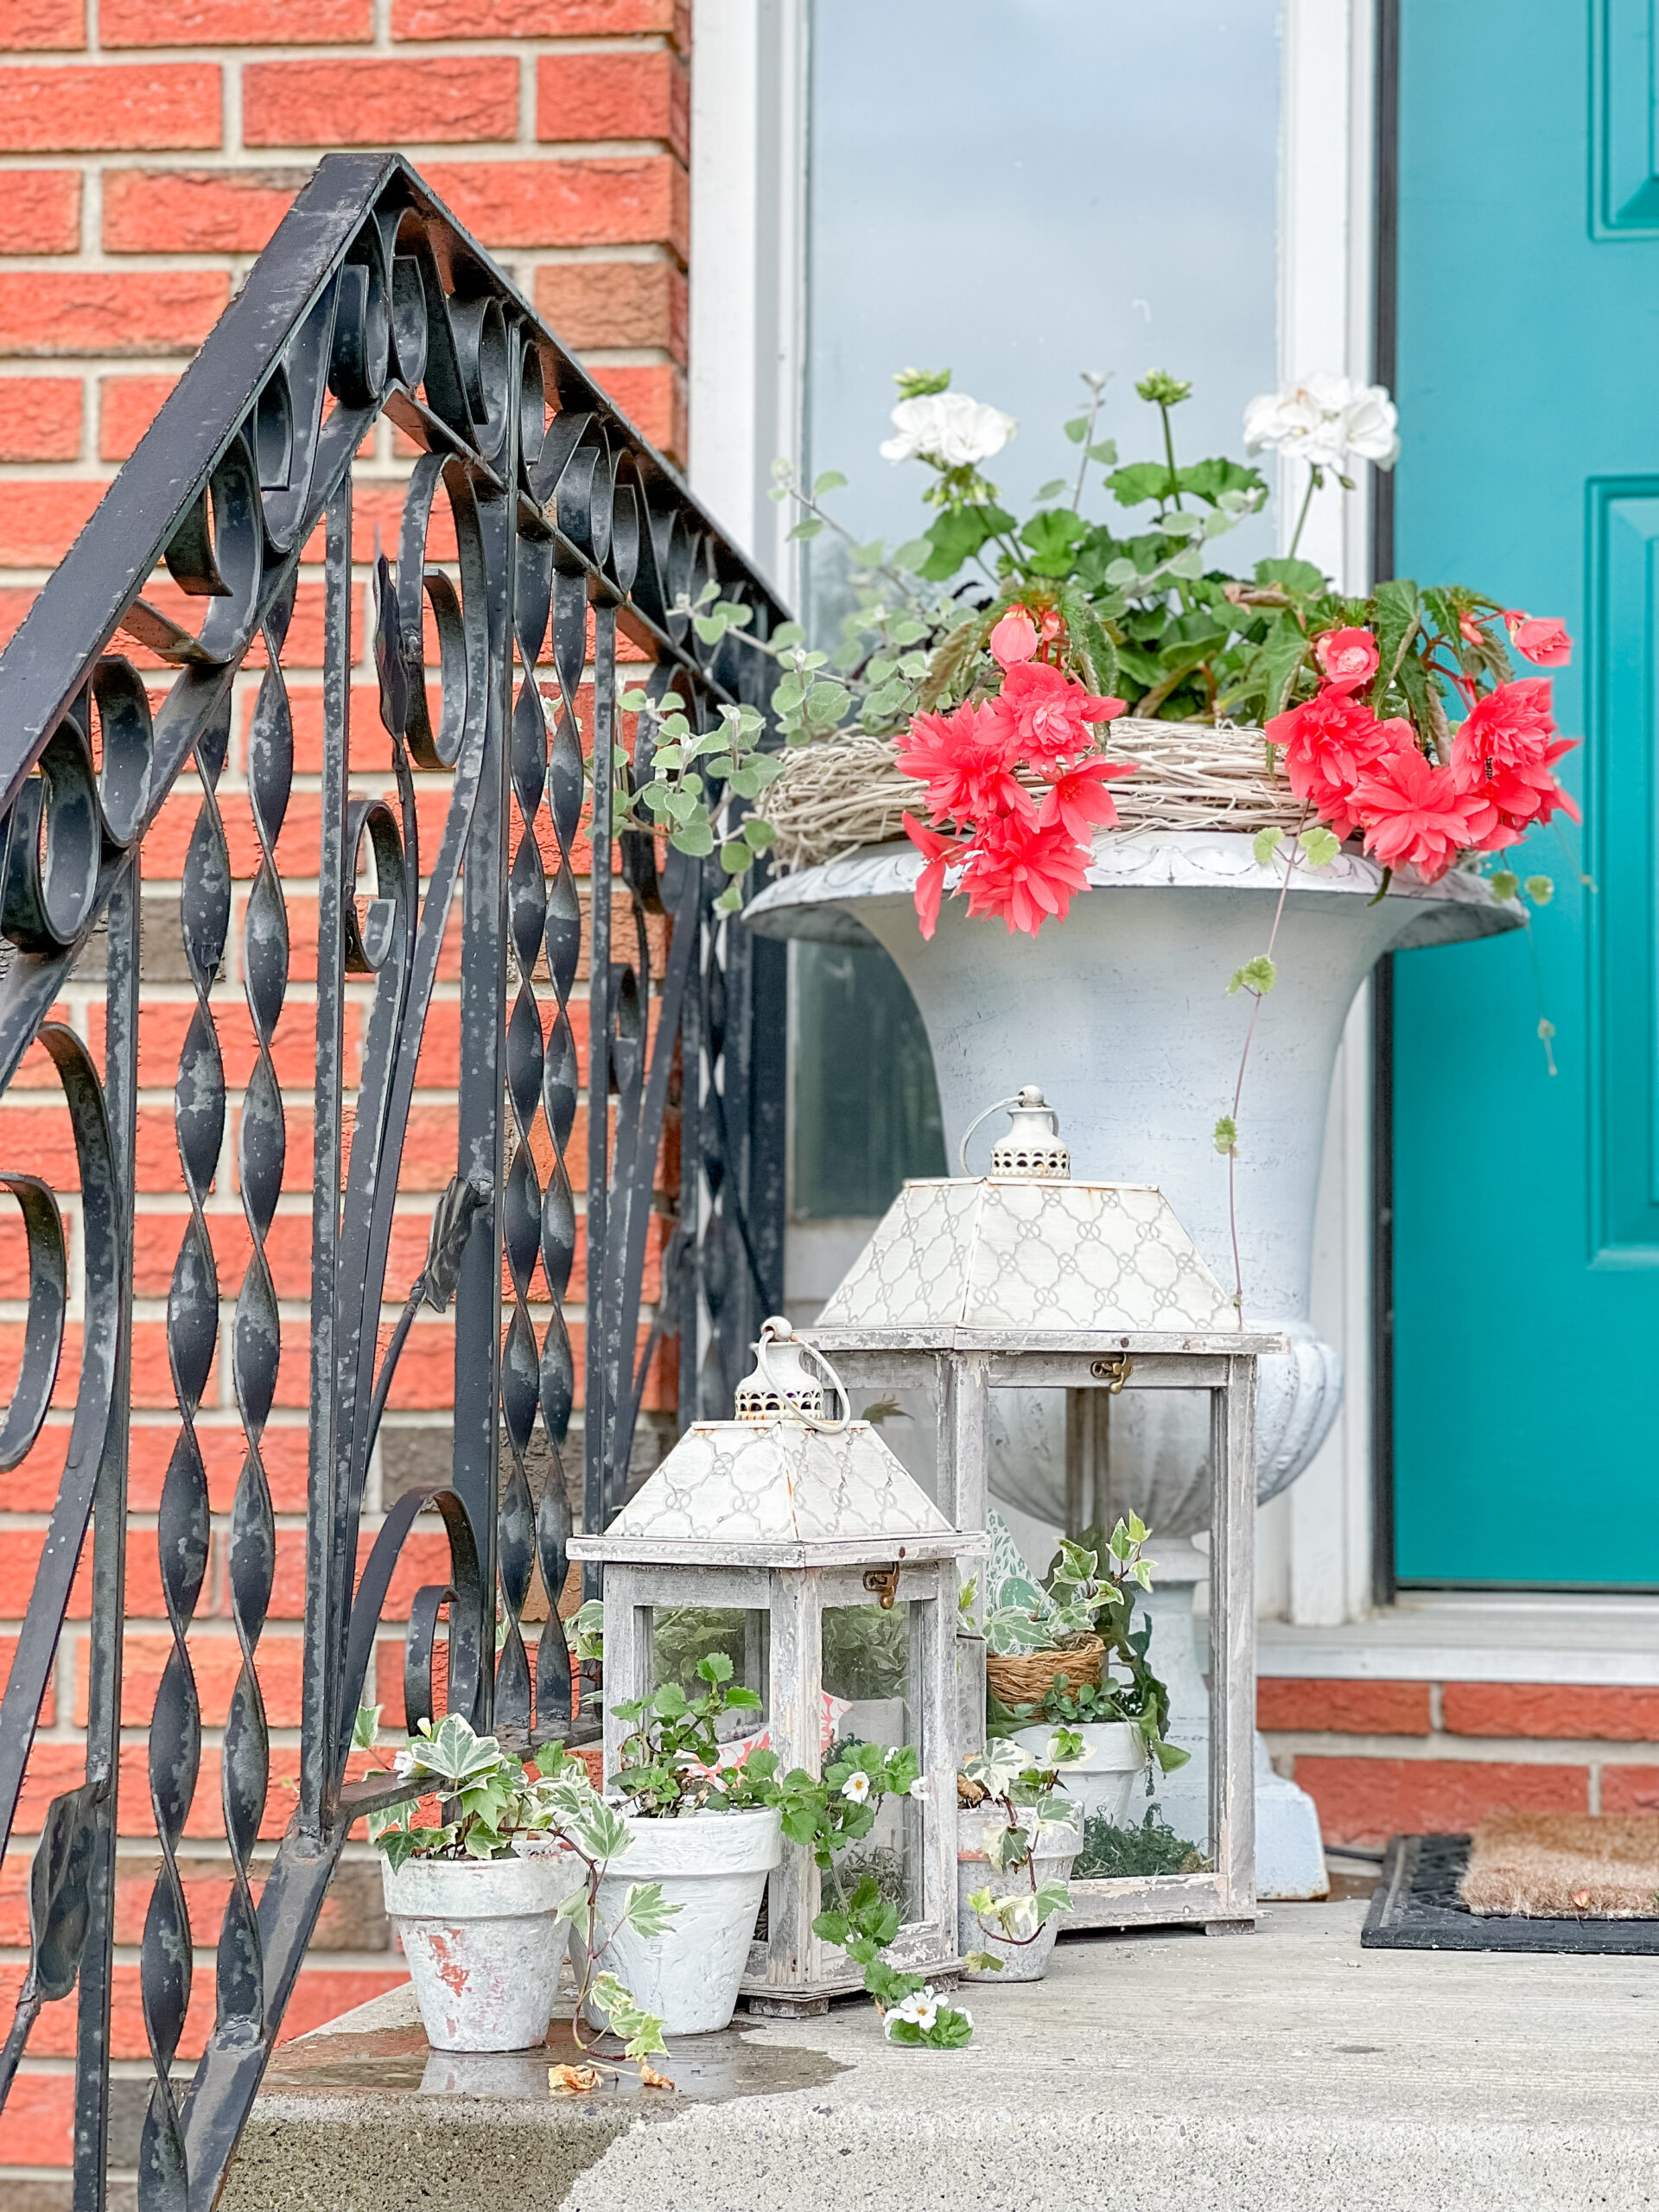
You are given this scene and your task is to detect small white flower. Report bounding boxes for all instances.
[840,1770,872,1804]
[392,1746,418,1778]
[951,2004,972,2032]
[907,1775,930,1802]
[880,391,1016,469]
[1243,373,1399,473]
[887,1987,939,2034]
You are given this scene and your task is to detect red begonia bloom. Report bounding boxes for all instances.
[1266,688,1406,840]
[901,815,968,939]
[999,659,1125,771]
[1450,677,1581,831]
[1313,626,1380,695]
[1038,755,1137,845]
[1351,743,1485,881]
[989,607,1039,667]
[1502,611,1573,668]
[962,810,1093,936]
[895,697,1030,823]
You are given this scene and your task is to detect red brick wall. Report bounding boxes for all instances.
[1259,1678,1659,1847]
[0,1,690,2190]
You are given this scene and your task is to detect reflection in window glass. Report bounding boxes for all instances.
[805,0,1281,568]
[791,939,945,1218]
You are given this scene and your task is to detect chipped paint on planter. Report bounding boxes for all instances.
[569,1806,782,2037]
[381,1847,585,2052]
[957,1802,1082,1983]
[1011,1720,1146,1830]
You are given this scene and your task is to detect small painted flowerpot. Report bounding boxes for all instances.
[1011,1719,1147,1828]
[381,1845,586,2053]
[568,1804,782,2036]
[957,1798,1082,1984]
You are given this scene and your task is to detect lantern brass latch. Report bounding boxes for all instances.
[862,1564,901,1610]
[1090,1355,1134,1394]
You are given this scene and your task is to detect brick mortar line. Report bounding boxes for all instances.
[1265,1729,1659,1761]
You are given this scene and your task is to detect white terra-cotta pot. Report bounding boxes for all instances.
[569,1805,782,2036]
[381,1846,586,2052]
[745,829,1517,1515]
[957,1800,1082,1983]
[1011,1720,1146,1830]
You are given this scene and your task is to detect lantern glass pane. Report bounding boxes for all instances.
[646,1605,770,1743]
[823,1601,924,1924]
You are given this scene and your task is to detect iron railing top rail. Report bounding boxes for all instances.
[0,149,788,817]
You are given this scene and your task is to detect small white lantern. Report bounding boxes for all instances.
[569,1319,979,2017]
[807,1090,1280,1938]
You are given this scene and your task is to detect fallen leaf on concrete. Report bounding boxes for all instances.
[549,2064,601,2094]
[639,2062,675,2090]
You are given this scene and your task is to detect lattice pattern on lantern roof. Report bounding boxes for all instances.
[815,1178,1233,1333]
[598,1421,957,1548]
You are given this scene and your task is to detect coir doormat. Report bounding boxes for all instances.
[1362,1832,1659,1954]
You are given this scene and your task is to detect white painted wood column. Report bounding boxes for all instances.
[1257,0,1381,1627]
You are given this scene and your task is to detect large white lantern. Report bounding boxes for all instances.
[807,1089,1279,1938]
[569,1320,979,2018]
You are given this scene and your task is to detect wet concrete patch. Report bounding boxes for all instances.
[261,2010,850,2109]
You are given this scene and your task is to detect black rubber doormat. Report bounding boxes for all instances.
[1362,1832,1659,1953]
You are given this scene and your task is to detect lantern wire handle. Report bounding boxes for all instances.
[956,1092,1024,1178]
[754,1319,851,1433]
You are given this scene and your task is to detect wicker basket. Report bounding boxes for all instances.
[984,1635,1105,1710]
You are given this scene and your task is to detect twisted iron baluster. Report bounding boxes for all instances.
[218,598,292,2039]
[142,696,232,2212]
[497,528,552,1733]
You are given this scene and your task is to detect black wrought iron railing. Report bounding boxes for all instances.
[0,151,785,2209]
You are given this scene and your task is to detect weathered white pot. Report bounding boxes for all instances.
[1012,1720,1145,1828]
[381,1847,584,2052]
[746,829,1518,1510]
[957,1800,1082,1982]
[569,1805,781,2036]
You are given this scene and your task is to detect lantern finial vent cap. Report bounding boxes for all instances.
[734,1317,849,1429]
[958,1084,1070,1180]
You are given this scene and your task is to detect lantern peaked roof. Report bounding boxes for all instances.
[570,1417,961,1564]
[814,1177,1234,1336]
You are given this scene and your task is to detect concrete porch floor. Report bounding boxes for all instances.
[223,1895,1659,2212]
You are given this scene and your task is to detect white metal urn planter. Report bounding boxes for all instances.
[382,1848,584,2053]
[568,1806,783,2037]
[1012,1720,1145,1829]
[745,828,1519,1512]
[957,1802,1083,1983]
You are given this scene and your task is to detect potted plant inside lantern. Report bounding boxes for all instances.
[982,1513,1186,1825]
[957,1733,1086,1983]
[364,1713,646,2058]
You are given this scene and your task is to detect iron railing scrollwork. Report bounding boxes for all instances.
[0,152,787,2209]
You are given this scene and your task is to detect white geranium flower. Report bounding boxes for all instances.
[880,391,1015,469]
[392,1746,418,1778]
[840,1770,872,1804]
[886,1987,939,2034]
[908,1775,930,1801]
[1243,373,1399,472]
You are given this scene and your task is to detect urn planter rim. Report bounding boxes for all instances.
[741,827,1525,945]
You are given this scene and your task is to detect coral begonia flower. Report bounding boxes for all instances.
[1459,613,1485,646]
[1351,742,1484,882]
[989,607,1039,668]
[1265,688,1402,841]
[1000,659,1125,771]
[962,812,1092,936]
[901,814,967,939]
[1313,626,1379,695]
[1503,611,1573,668]
[895,697,1030,823]
[1449,677,1564,800]
[1038,756,1137,845]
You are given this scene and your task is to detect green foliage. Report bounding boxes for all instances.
[610,1650,770,1819]
[1227,955,1278,997]
[1073,1807,1209,1880]
[366,1713,594,1870]
[1213,1115,1238,1157]
[588,1972,670,2063]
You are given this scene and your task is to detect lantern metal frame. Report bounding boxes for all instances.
[570,1320,981,2016]
[804,1323,1278,1936]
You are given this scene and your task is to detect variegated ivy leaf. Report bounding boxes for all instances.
[618,1881,683,1939]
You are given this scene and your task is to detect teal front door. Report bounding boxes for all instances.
[1392,0,1659,1584]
